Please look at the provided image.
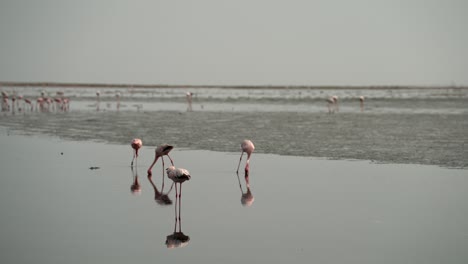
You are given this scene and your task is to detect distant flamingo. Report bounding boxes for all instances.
[186,92,193,112]
[236,139,255,173]
[24,98,33,111]
[359,96,365,112]
[131,138,142,167]
[326,96,339,113]
[147,144,175,176]
[116,92,121,111]
[96,91,101,111]
[332,95,339,112]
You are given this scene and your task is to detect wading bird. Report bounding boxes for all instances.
[236,139,255,173]
[186,92,193,112]
[131,138,143,167]
[359,96,365,112]
[166,166,191,249]
[147,144,175,176]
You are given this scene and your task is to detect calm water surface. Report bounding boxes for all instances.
[1,86,467,263]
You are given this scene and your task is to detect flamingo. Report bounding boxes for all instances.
[147,144,175,176]
[130,138,142,167]
[116,92,121,111]
[236,139,255,173]
[96,91,100,111]
[326,96,339,113]
[166,167,191,249]
[24,98,33,111]
[359,96,365,112]
[186,92,193,112]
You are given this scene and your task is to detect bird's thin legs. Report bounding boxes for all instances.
[236,152,244,173]
[178,184,182,231]
[131,151,136,167]
[174,184,178,233]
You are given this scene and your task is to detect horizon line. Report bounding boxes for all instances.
[1,81,467,90]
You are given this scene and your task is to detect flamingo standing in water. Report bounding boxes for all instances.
[359,96,365,112]
[131,138,143,167]
[147,144,175,176]
[186,92,193,112]
[236,139,255,173]
[166,165,191,249]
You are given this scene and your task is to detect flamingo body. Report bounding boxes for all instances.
[166,166,191,183]
[237,139,255,173]
[130,138,142,167]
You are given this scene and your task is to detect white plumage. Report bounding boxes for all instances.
[166,166,191,182]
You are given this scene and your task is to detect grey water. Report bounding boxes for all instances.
[1,86,468,264]
[1,86,467,168]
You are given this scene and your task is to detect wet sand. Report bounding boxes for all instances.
[1,109,467,168]
[0,131,467,264]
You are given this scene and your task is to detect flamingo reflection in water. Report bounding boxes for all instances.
[147,169,174,206]
[130,166,142,195]
[359,96,365,112]
[236,170,255,207]
[165,166,191,249]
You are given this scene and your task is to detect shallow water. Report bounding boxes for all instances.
[0,133,467,264]
[1,86,468,263]
[1,106,467,168]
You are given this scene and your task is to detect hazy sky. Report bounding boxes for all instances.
[0,0,467,86]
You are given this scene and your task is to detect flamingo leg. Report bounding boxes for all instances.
[174,183,178,233]
[236,152,244,173]
[178,184,182,231]
[131,152,136,167]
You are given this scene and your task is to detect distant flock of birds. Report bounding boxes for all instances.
[327,95,365,113]
[1,90,70,113]
[2,88,365,114]
[129,138,255,248]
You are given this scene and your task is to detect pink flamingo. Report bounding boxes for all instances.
[236,139,255,173]
[24,98,33,111]
[147,144,175,176]
[131,138,142,167]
